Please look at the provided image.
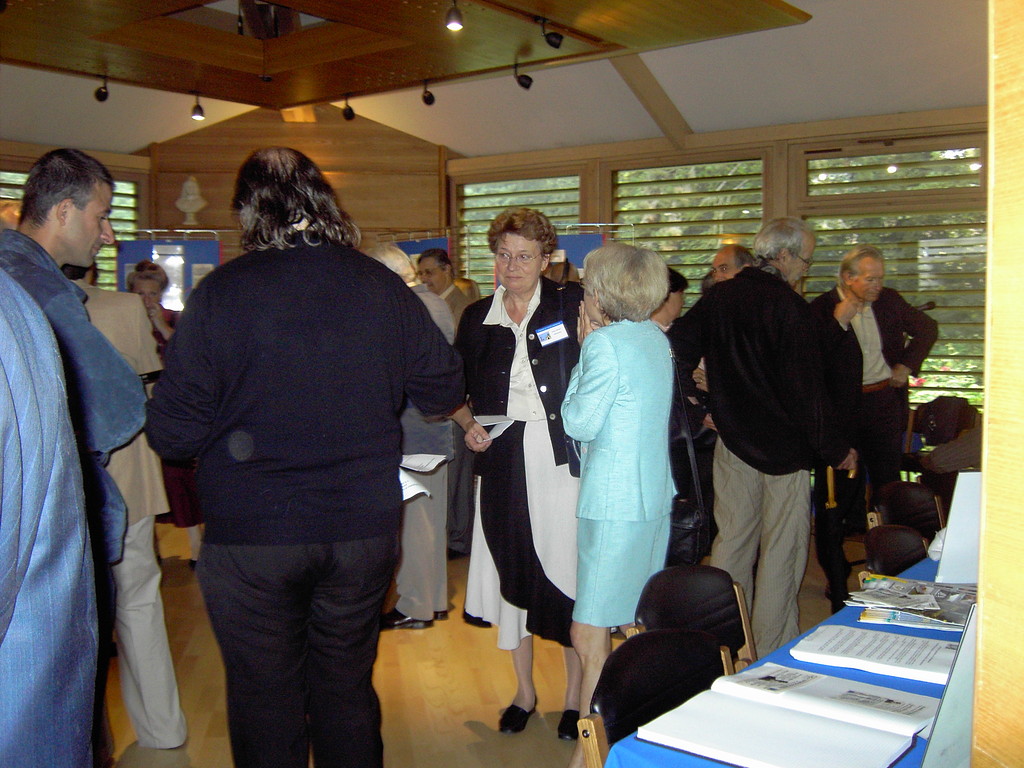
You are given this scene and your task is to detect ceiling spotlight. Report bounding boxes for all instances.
[538,18,563,49]
[445,0,463,31]
[513,62,532,91]
[94,76,109,103]
[342,95,355,121]
[191,93,206,121]
[422,81,435,106]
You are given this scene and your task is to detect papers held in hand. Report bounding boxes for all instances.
[399,454,446,501]
[637,663,938,768]
[790,626,958,685]
[474,414,515,440]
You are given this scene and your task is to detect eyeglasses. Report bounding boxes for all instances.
[767,253,812,267]
[495,252,539,265]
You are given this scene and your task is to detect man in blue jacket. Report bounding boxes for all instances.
[0,149,146,767]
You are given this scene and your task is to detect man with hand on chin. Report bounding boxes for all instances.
[809,245,938,612]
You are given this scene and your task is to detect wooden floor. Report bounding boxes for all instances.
[107,525,862,768]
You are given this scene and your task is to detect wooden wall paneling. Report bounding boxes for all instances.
[975,0,1024,764]
[580,158,603,223]
[149,104,445,236]
[437,145,450,228]
[0,140,150,175]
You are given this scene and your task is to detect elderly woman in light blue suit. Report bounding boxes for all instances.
[561,241,675,766]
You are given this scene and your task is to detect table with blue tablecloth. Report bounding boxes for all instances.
[605,558,955,768]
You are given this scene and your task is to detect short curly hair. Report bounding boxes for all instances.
[486,207,558,256]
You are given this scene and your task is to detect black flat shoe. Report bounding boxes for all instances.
[433,610,449,621]
[462,610,491,628]
[557,709,579,740]
[380,609,433,630]
[498,703,536,733]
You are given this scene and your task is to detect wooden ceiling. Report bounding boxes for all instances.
[0,0,810,110]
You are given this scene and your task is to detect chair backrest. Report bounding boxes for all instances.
[876,480,946,541]
[864,524,929,575]
[913,396,979,447]
[633,565,756,673]
[579,628,722,767]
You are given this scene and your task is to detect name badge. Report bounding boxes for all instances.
[536,321,570,346]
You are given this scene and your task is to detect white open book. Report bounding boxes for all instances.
[637,664,939,768]
[789,625,959,685]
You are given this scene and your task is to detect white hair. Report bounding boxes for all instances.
[753,217,811,262]
[366,242,416,284]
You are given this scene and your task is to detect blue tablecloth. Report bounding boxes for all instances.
[606,558,953,768]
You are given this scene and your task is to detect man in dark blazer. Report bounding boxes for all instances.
[809,244,938,611]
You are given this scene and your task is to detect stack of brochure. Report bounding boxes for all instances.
[846,575,976,631]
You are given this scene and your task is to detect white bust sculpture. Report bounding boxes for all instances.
[175,176,207,227]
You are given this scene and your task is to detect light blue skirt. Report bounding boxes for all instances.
[573,515,670,628]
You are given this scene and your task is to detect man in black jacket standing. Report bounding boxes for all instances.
[809,245,937,611]
[146,148,464,768]
[670,217,856,654]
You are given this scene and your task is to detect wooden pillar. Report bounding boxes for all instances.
[975,0,1024,763]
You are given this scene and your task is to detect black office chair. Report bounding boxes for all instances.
[902,395,979,479]
[578,628,722,768]
[863,524,928,576]
[629,564,756,674]
[874,480,946,542]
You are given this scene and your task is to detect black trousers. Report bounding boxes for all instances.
[814,386,907,611]
[446,423,475,555]
[198,534,398,768]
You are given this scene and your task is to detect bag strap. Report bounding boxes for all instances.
[556,285,568,389]
[556,286,583,467]
[670,347,706,514]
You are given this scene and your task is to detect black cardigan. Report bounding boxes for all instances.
[455,277,583,475]
[146,243,465,545]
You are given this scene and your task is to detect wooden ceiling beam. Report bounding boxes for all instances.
[611,54,693,150]
[263,23,409,74]
[93,17,265,75]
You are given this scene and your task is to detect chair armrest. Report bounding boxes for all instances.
[579,713,609,768]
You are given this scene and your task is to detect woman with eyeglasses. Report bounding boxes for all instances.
[452,207,585,742]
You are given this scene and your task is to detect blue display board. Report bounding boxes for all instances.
[117,240,221,310]
[555,232,605,272]
[393,237,451,260]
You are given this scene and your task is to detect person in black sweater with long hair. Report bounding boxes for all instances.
[146,147,464,768]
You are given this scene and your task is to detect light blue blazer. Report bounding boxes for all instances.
[561,319,675,522]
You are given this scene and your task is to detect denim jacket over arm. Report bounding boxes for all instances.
[0,229,145,561]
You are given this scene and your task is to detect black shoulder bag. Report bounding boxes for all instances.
[556,285,582,477]
[666,349,711,566]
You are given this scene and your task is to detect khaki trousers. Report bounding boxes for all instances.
[709,440,810,655]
